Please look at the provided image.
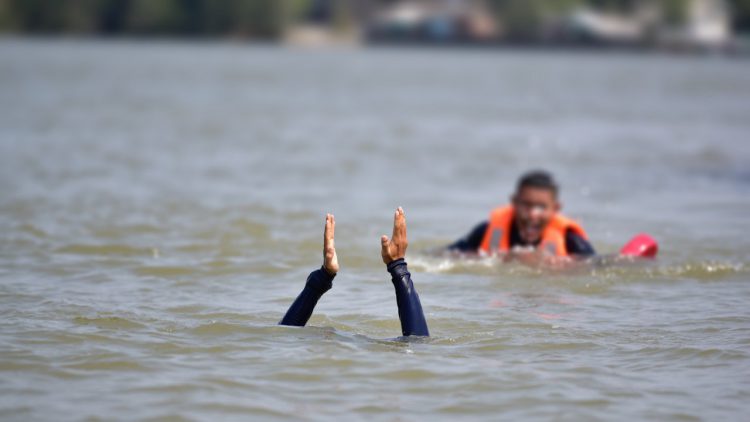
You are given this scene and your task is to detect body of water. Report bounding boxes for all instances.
[1,39,749,420]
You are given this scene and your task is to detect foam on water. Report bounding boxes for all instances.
[411,253,749,282]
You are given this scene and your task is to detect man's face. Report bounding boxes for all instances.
[512,187,560,245]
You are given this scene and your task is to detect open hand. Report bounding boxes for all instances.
[323,213,339,275]
[381,207,408,264]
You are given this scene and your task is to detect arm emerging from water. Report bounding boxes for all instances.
[279,209,429,337]
[381,207,429,337]
[279,214,339,327]
[278,266,335,327]
[446,221,488,253]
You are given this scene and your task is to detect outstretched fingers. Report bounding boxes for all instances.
[393,206,406,245]
[323,213,339,275]
[380,234,390,264]
[381,207,408,264]
[324,213,335,250]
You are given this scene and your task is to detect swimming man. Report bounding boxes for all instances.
[448,170,595,264]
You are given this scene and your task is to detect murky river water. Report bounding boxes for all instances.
[1,39,749,421]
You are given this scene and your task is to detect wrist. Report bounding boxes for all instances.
[386,258,407,272]
[322,265,337,277]
[320,265,337,278]
[304,267,335,294]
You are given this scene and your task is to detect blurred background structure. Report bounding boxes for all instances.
[0,0,748,52]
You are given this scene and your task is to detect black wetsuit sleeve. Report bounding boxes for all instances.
[447,221,488,252]
[387,259,429,337]
[279,267,335,327]
[565,230,596,257]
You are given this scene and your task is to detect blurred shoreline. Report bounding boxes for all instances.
[2,0,749,56]
[2,35,748,61]
[2,20,749,422]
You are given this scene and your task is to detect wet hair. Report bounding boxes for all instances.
[516,170,559,198]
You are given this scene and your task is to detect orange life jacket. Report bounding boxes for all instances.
[478,206,588,257]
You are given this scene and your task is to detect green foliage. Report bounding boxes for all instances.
[729,0,750,31]
[0,0,66,32]
[0,0,747,37]
[661,0,688,25]
[488,0,585,40]
[0,0,284,38]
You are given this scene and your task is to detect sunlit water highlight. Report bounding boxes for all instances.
[1,39,749,421]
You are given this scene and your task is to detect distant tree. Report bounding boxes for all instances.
[230,0,283,38]
[0,0,67,32]
[488,0,586,40]
[729,0,750,31]
[486,0,541,41]
[95,0,132,34]
[0,0,286,38]
[660,0,688,25]
[0,0,745,38]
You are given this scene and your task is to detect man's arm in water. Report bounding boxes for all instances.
[565,229,596,257]
[447,221,488,252]
[381,207,429,337]
[279,214,339,327]
[279,266,335,327]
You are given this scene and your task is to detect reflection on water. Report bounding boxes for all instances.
[1,39,749,420]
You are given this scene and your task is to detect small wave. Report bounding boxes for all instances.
[590,260,748,281]
[57,243,151,257]
[90,223,163,238]
[625,346,748,362]
[411,253,748,282]
[376,368,440,380]
[19,223,47,238]
[187,321,271,337]
[73,315,145,330]
[166,304,210,315]
[133,265,197,277]
[124,383,208,394]
[192,403,291,418]
[645,261,747,279]
[65,360,149,371]
[410,255,542,277]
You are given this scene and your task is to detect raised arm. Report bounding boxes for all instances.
[381,207,429,337]
[279,214,339,327]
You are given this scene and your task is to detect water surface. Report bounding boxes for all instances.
[1,39,749,421]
